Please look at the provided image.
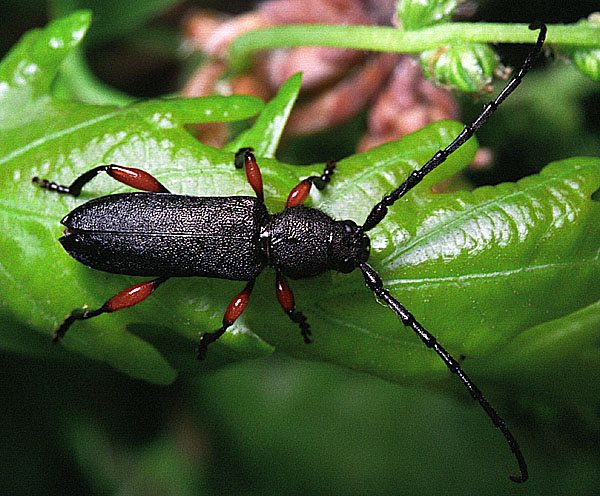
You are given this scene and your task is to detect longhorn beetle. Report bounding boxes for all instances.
[32,23,547,484]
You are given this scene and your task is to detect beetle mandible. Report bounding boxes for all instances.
[32,23,547,484]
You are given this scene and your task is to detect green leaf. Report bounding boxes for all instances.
[242,146,600,398]
[489,298,600,415]
[2,12,600,405]
[51,45,134,106]
[0,12,266,385]
[0,10,91,97]
[225,72,302,157]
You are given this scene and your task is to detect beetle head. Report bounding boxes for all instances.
[329,220,370,273]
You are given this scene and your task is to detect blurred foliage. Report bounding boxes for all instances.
[557,13,600,82]
[1,1,600,495]
[396,0,460,31]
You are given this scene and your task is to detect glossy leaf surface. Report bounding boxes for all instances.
[0,12,267,384]
[1,12,599,402]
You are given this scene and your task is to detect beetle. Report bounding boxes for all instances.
[32,23,547,484]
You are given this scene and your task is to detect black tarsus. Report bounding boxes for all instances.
[51,306,105,343]
[306,159,337,190]
[361,23,547,233]
[197,279,256,360]
[288,308,312,343]
[234,147,254,169]
[196,323,228,360]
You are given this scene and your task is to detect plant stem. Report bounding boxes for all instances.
[229,22,600,71]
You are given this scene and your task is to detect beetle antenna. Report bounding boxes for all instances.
[361,23,546,232]
[360,262,528,482]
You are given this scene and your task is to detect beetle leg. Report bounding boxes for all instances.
[197,279,256,359]
[33,165,170,197]
[275,271,311,344]
[51,277,168,342]
[234,148,264,201]
[285,160,336,208]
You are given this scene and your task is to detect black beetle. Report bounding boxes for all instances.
[33,24,547,484]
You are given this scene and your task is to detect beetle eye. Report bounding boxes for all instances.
[343,220,358,233]
[337,256,355,273]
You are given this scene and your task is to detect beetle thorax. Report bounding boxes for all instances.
[265,205,370,279]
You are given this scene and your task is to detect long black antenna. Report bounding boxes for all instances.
[357,24,548,483]
[361,23,547,233]
[360,263,527,482]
